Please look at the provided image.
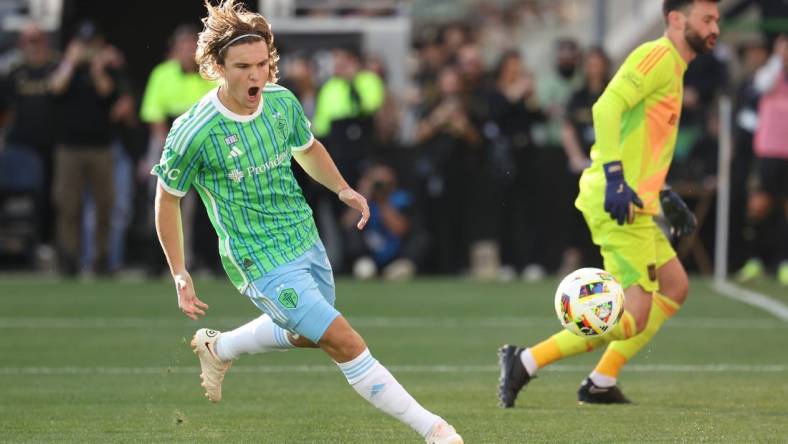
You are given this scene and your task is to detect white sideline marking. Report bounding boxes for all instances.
[714,281,788,322]
[0,316,785,329]
[0,364,785,375]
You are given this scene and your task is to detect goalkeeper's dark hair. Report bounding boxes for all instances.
[663,0,720,19]
[196,0,279,82]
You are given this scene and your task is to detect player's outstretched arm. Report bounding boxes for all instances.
[154,182,208,319]
[292,139,370,229]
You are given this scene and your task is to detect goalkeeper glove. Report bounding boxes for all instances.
[604,161,643,225]
[660,188,697,241]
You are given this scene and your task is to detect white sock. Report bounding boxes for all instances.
[215,314,296,361]
[589,371,617,388]
[520,348,538,376]
[337,349,441,438]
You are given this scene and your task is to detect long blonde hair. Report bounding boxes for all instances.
[195,0,279,82]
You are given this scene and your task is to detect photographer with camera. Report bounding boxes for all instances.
[49,21,130,276]
[342,164,427,280]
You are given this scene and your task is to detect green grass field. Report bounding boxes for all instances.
[1,276,787,443]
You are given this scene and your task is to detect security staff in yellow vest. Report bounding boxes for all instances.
[313,47,384,188]
[138,25,216,178]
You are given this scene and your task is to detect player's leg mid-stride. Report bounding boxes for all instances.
[191,307,462,444]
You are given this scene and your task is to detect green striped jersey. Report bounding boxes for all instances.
[151,83,318,291]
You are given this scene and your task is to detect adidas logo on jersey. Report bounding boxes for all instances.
[227,146,244,159]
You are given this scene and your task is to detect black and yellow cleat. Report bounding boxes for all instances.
[577,378,632,404]
[497,344,532,408]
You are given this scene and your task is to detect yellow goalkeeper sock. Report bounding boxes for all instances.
[593,293,680,381]
[528,310,637,371]
[606,309,638,341]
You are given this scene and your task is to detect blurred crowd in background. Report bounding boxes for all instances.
[1,0,787,284]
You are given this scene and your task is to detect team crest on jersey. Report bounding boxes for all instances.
[272,112,289,142]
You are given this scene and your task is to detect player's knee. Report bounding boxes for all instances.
[632,305,651,334]
[319,317,366,361]
[328,335,366,362]
[673,276,689,304]
[289,333,318,348]
[662,272,689,306]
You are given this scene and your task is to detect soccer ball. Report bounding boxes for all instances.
[554,268,625,337]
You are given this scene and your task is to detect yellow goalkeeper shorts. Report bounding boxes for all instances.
[582,211,676,292]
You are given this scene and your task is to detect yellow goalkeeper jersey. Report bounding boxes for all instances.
[576,36,687,216]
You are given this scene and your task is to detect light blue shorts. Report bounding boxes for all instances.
[243,240,340,343]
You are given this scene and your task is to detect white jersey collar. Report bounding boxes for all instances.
[210,86,265,122]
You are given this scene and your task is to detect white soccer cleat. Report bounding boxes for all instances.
[425,420,463,444]
[191,328,232,403]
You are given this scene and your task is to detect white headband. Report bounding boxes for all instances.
[219,33,263,55]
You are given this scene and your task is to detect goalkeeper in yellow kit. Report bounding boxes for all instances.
[498,0,721,405]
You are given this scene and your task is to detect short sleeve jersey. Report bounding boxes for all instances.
[577,37,688,216]
[151,84,318,291]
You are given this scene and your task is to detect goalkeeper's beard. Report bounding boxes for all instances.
[685,27,717,55]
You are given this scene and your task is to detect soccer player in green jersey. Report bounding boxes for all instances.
[151,2,462,442]
[498,0,720,406]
